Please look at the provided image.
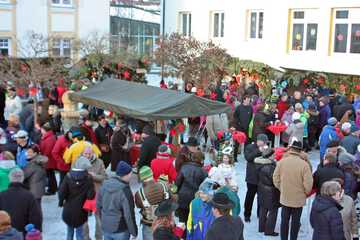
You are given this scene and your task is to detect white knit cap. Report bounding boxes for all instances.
[292,112,301,121]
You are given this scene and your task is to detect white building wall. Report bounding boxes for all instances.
[0,11,12,31]
[164,0,360,76]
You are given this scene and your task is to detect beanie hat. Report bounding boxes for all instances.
[158,144,169,154]
[139,166,153,182]
[292,112,301,121]
[294,103,303,110]
[116,161,132,177]
[25,224,42,240]
[256,134,268,143]
[72,156,92,170]
[0,211,11,233]
[328,117,338,126]
[338,151,355,166]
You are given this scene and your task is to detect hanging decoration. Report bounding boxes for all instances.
[337,34,344,41]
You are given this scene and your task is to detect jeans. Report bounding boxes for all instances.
[142,224,153,240]
[280,206,303,240]
[67,225,84,240]
[259,207,278,234]
[103,231,130,240]
[244,183,258,219]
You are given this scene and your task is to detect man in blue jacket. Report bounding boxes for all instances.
[319,117,339,162]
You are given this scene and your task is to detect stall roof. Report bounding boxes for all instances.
[69,78,231,121]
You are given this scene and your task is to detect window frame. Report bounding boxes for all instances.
[248,10,264,40]
[179,12,192,37]
[51,0,73,7]
[212,11,225,38]
[52,38,71,57]
[290,9,318,52]
[332,8,360,54]
[0,0,10,4]
[0,38,10,56]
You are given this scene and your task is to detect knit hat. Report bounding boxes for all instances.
[139,166,153,182]
[289,137,303,150]
[9,168,24,183]
[327,117,338,126]
[142,125,154,136]
[338,151,355,165]
[14,130,28,139]
[256,134,268,143]
[158,144,169,154]
[72,156,92,170]
[0,211,11,233]
[25,224,42,240]
[341,122,352,132]
[116,161,132,177]
[292,112,301,121]
[294,103,303,110]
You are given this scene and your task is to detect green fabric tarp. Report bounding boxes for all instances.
[69,78,231,121]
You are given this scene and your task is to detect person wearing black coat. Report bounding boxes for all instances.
[110,119,131,171]
[0,86,6,128]
[137,125,161,170]
[95,115,113,169]
[255,148,280,236]
[310,181,345,240]
[0,168,42,234]
[333,96,354,122]
[252,106,271,141]
[175,152,207,224]
[243,134,268,222]
[313,153,345,193]
[58,157,95,240]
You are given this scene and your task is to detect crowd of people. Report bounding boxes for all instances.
[0,79,359,240]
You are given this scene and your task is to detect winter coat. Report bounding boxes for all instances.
[138,135,161,170]
[244,143,262,185]
[308,109,320,127]
[58,170,95,228]
[175,146,197,172]
[340,135,360,155]
[186,198,214,240]
[0,183,42,233]
[52,135,71,172]
[313,163,344,192]
[285,120,304,144]
[97,176,138,236]
[319,105,331,129]
[0,160,17,192]
[319,125,340,160]
[80,124,98,145]
[255,156,280,210]
[300,112,309,138]
[153,227,179,240]
[233,104,253,133]
[88,157,107,192]
[19,104,33,132]
[151,152,177,183]
[310,195,345,240]
[205,215,244,240]
[176,162,207,209]
[0,228,23,240]
[95,124,113,162]
[4,96,22,121]
[341,164,357,199]
[23,155,48,199]
[16,140,33,169]
[252,111,270,141]
[273,150,313,208]
[277,100,289,120]
[39,131,57,169]
[205,114,229,141]
[110,127,130,169]
[48,114,62,134]
[339,194,358,240]
[63,140,101,166]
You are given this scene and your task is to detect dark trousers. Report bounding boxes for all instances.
[280,206,303,240]
[259,207,278,234]
[59,171,68,186]
[244,183,258,218]
[46,169,58,193]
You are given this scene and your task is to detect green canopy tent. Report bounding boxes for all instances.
[69,78,231,121]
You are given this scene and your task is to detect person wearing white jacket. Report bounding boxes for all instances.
[4,87,22,121]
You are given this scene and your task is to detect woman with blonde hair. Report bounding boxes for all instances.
[310,181,345,240]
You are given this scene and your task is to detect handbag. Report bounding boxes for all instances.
[83,195,97,213]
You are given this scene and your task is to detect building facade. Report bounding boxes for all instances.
[0,0,109,58]
[163,0,360,75]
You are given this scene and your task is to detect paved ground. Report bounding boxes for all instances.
[42,150,321,239]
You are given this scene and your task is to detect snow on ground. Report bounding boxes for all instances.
[42,150,321,240]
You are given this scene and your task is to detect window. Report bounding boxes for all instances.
[52,0,72,6]
[212,12,224,38]
[291,10,318,51]
[52,39,71,57]
[0,39,10,56]
[249,11,264,39]
[333,9,360,54]
[179,12,191,37]
[0,0,10,4]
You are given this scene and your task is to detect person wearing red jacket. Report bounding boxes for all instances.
[150,145,177,183]
[277,93,289,120]
[52,130,72,185]
[39,122,57,195]
[80,116,98,145]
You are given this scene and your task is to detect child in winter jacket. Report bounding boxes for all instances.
[25,224,42,240]
[0,210,22,240]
